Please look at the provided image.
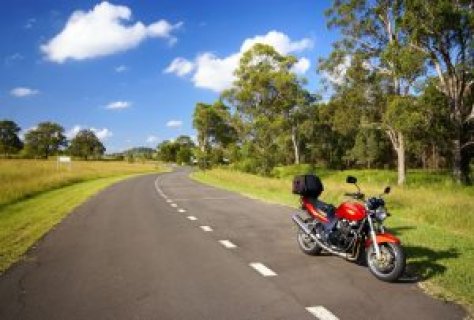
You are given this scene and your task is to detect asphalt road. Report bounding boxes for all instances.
[0,168,466,320]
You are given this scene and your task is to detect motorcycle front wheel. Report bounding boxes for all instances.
[366,242,405,282]
[296,221,322,256]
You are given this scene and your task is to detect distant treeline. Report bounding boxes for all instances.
[0,120,107,160]
[191,1,473,185]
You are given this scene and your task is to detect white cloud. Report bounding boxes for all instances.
[66,125,113,141]
[324,55,351,85]
[41,1,182,63]
[105,100,131,109]
[10,87,40,97]
[291,57,311,74]
[115,65,128,73]
[164,57,194,76]
[146,135,159,144]
[92,127,113,140]
[165,30,313,92]
[166,120,182,128]
[65,125,82,139]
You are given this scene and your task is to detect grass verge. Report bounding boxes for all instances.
[191,168,473,313]
[0,174,152,273]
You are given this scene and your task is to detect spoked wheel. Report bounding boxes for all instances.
[296,220,322,255]
[366,242,405,282]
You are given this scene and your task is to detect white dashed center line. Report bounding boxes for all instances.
[170,203,178,208]
[306,306,339,320]
[187,216,198,221]
[166,199,172,203]
[219,240,237,249]
[200,226,213,232]
[249,263,277,277]
[178,209,186,213]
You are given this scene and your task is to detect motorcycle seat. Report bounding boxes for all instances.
[306,197,336,217]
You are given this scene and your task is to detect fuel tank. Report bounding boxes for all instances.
[335,201,366,221]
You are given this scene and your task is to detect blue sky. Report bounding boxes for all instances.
[0,0,339,152]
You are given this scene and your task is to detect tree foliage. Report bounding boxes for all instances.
[24,122,67,159]
[0,120,23,157]
[69,129,105,160]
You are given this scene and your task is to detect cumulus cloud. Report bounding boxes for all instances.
[105,100,131,109]
[324,55,351,85]
[66,125,113,141]
[165,30,313,92]
[92,127,113,140]
[10,87,40,97]
[41,1,182,63]
[166,120,182,128]
[291,57,311,74]
[164,57,194,76]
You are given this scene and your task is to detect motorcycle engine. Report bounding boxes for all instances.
[328,219,355,249]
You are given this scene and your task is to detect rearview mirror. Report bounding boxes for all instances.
[384,186,391,194]
[346,176,357,184]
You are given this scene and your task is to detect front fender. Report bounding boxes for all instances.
[365,232,400,248]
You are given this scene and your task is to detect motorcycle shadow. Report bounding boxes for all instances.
[387,226,460,283]
[401,245,460,283]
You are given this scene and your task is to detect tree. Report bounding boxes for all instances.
[24,122,67,159]
[0,120,23,157]
[403,0,473,184]
[69,129,105,160]
[223,43,310,172]
[156,135,196,164]
[322,0,426,184]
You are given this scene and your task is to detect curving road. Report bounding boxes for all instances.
[0,168,465,319]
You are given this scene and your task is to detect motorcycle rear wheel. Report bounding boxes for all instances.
[296,222,322,255]
[366,242,405,282]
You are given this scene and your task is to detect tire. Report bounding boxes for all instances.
[366,242,405,282]
[296,222,322,255]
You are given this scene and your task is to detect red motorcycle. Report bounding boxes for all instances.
[291,174,405,282]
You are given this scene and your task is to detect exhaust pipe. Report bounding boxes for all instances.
[291,213,357,261]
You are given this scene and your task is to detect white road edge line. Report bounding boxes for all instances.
[219,240,237,249]
[306,306,339,320]
[200,226,213,232]
[178,209,186,213]
[187,216,198,221]
[154,177,168,198]
[249,263,277,277]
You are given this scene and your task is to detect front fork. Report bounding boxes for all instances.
[367,215,382,259]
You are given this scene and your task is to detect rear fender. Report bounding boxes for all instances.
[365,232,400,248]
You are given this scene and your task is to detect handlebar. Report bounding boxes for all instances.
[344,192,365,200]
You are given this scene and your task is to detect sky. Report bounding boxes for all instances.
[0,0,340,153]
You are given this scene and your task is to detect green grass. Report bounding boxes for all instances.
[191,167,474,312]
[0,159,167,273]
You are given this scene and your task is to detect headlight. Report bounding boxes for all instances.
[375,207,388,221]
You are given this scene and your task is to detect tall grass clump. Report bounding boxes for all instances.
[0,159,163,207]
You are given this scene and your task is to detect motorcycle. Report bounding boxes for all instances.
[291,175,405,282]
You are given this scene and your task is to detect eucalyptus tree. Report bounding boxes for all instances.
[403,0,473,184]
[224,43,310,171]
[322,0,426,184]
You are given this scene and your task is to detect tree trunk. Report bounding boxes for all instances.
[397,132,406,185]
[386,128,406,185]
[452,98,471,184]
[291,126,300,165]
